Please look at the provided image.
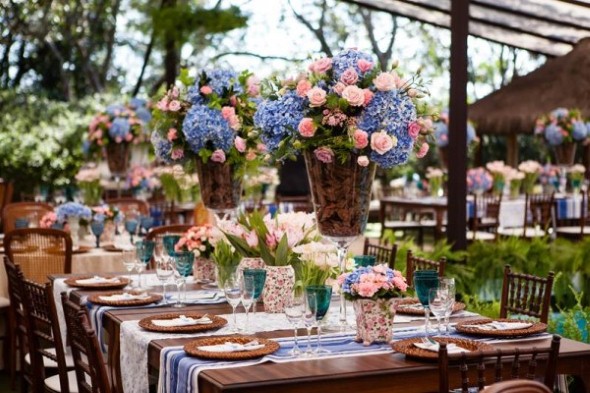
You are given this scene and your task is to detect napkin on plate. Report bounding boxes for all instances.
[151,315,212,327]
[185,292,218,301]
[197,340,265,353]
[98,293,149,301]
[462,321,532,331]
[76,276,120,285]
[403,303,424,310]
[414,341,469,354]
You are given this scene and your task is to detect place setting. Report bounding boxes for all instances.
[138,312,227,333]
[455,318,548,338]
[87,290,163,307]
[64,275,131,290]
[391,336,493,360]
[183,336,280,360]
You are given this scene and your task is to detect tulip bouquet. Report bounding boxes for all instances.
[518,160,542,194]
[568,164,586,192]
[425,167,444,197]
[505,168,525,198]
[485,160,511,196]
[292,241,339,288]
[75,166,103,206]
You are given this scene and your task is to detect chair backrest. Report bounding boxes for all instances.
[480,379,552,393]
[4,228,72,284]
[61,293,111,393]
[470,193,502,239]
[2,201,53,233]
[3,257,33,389]
[500,264,554,323]
[438,335,561,393]
[105,197,149,217]
[406,250,446,287]
[275,194,313,213]
[21,279,70,393]
[525,193,555,231]
[363,238,397,269]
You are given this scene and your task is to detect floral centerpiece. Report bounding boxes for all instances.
[505,168,525,198]
[87,98,151,177]
[535,108,588,165]
[174,224,223,281]
[126,165,159,196]
[91,204,124,245]
[539,164,560,193]
[39,212,64,230]
[55,202,92,249]
[568,164,586,194]
[518,160,542,194]
[338,264,408,345]
[466,167,493,194]
[75,166,103,206]
[291,241,339,288]
[425,167,444,197]
[151,69,263,213]
[486,161,511,196]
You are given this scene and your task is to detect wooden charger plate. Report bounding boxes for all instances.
[392,337,493,360]
[138,312,227,333]
[102,244,123,252]
[455,318,547,338]
[396,297,466,316]
[72,246,92,254]
[64,275,130,290]
[87,291,162,307]
[184,336,280,360]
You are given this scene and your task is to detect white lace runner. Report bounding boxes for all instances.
[52,278,77,351]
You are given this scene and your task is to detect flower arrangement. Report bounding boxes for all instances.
[505,168,525,198]
[126,165,159,192]
[568,164,586,190]
[292,241,339,288]
[56,202,92,223]
[39,212,63,229]
[539,164,560,191]
[174,224,222,258]
[338,264,408,300]
[91,205,123,224]
[433,110,478,147]
[466,167,493,194]
[75,166,103,206]
[220,211,318,266]
[151,69,263,168]
[86,98,151,156]
[425,167,444,197]
[485,161,511,195]
[254,48,434,167]
[212,240,242,286]
[518,160,542,193]
[153,165,200,202]
[534,107,588,146]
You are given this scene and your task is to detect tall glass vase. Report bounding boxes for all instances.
[194,158,243,221]
[304,151,376,331]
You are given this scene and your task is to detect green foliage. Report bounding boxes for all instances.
[211,241,241,287]
[548,287,590,344]
[461,294,500,319]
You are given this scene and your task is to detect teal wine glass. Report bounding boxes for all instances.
[413,270,439,336]
[135,240,155,289]
[353,255,376,267]
[243,268,267,315]
[90,221,105,248]
[125,218,139,244]
[139,215,154,236]
[305,285,333,355]
[173,251,194,308]
[162,234,181,256]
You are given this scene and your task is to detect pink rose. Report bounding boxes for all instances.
[171,148,184,160]
[341,85,365,106]
[314,147,334,164]
[234,136,246,152]
[373,72,398,91]
[156,97,169,111]
[170,86,180,98]
[220,106,235,120]
[416,143,429,158]
[296,79,312,97]
[211,149,226,163]
[246,76,260,96]
[200,85,213,95]
[357,156,369,167]
[256,143,267,153]
[363,89,374,105]
[115,136,123,143]
[357,59,374,73]
[353,129,369,149]
[370,131,396,154]
[246,150,257,161]
[168,100,181,112]
[298,118,317,138]
[227,115,241,130]
[229,95,238,106]
[308,57,332,73]
[307,87,327,107]
[340,68,359,85]
[333,82,346,95]
[407,122,421,140]
[167,128,178,141]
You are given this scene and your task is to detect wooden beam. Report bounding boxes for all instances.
[506,134,518,167]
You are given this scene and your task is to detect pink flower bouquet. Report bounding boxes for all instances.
[338,264,408,300]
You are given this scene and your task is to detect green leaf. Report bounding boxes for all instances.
[274,235,290,266]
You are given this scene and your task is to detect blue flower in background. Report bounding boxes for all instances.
[105,104,126,116]
[109,117,131,140]
[331,49,374,80]
[182,105,234,153]
[255,90,305,154]
[151,131,173,163]
[544,123,564,146]
[135,107,152,123]
[129,98,147,109]
[551,107,569,120]
[56,202,92,222]
[572,121,588,141]
[187,69,241,105]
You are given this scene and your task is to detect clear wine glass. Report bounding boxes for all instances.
[172,252,194,307]
[428,287,450,334]
[284,293,304,357]
[134,240,155,289]
[121,249,136,287]
[241,275,255,334]
[440,278,456,335]
[302,291,318,357]
[306,285,332,355]
[223,272,242,333]
[413,271,439,336]
[156,257,174,304]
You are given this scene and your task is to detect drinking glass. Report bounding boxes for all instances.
[439,277,456,335]
[243,268,266,316]
[156,257,174,304]
[428,287,450,334]
[305,285,332,354]
[413,270,439,335]
[121,249,136,287]
[283,293,304,356]
[172,251,194,307]
[353,255,376,267]
[241,275,255,334]
[90,221,105,248]
[125,217,139,244]
[223,272,242,333]
[140,215,155,236]
[302,291,318,356]
[162,234,181,256]
[135,240,155,289]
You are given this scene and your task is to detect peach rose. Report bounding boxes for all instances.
[167,128,178,141]
[341,85,365,106]
[308,57,332,73]
[246,150,257,161]
[211,149,226,163]
[363,89,374,105]
[353,129,369,149]
[407,122,421,140]
[333,82,346,95]
[357,156,369,167]
[200,85,213,95]
[296,79,312,97]
[416,143,429,158]
[221,106,236,120]
[357,59,374,73]
[340,68,359,85]
[407,88,418,98]
[373,72,398,91]
[314,147,334,163]
[234,136,246,152]
[370,131,396,154]
[307,87,327,107]
[298,118,317,138]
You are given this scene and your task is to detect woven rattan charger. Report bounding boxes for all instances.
[184,336,280,360]
[138,312,227,333]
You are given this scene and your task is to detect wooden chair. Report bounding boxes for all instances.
[379,199,437,246]
[0,179,14,230]
[21,279,76,393]
[500,265,554,324]
[468,193,502,242]
[61,294,111,393]
[555,188,590,240]
[363,238,397,269]
[105,197,150,217]
[405,250,446,287]
[438,335,561,393]
[499,193,555,239]
[481,380,552,393]
[275,194,313,213]
[2,201,53,233]
[4,228,72,284]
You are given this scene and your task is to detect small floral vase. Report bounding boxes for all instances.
[353,298,399,346]
[239,257,265,270]
[194,257,216,282]
[262,265,295,313]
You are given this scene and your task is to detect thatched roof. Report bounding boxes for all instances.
[469,37,590,135]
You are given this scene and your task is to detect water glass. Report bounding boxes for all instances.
[172,251,194,307]
[439,277,456,334]
[90,221,105,248]
[302,291,318,357]
[121,249,136,286]
[223,272,242,333]
[428,287,450,334]
[305,285,332,354]
[125,218,139,244]
[243,268,266,315]
[413,270,439,335]
[241,275,255,334]
[353,255,376,267]
[135,240,155,289]
[156,257,174,304]
[162,234,181,256]
[283,293,304,356]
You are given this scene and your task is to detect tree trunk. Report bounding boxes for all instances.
[163,0,179,89]
[133,32,156,96]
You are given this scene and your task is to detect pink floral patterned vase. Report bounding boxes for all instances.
[194,257,216,282]
[238,257,265,270]
[353,298,399,346]
[262,265,295,313]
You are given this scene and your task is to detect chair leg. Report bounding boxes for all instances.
[6,308,17,390]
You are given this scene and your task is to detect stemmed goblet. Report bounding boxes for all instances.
[125,217,139,244]
[155,244,174,304]
[283,292,304,356]
[305,285,332,354]
[121,249,136,287]
[243,268,266,316]
[135,240,155,289]
[90,220,104,248]
[439,277,456,335]
[223,271,242,333]
[428,287,450,334]
[413,270,439,336]
[302,291,318,356]
[172,251,194,308]
[240,275,255,334]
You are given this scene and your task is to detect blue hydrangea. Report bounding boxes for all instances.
[187,69,241,105]
[135,107,152,123]
[129,98,147,109]
[255,90,306,153]
[109,117,130,140]
[551,107,569,120]
[105,104,126,116]
[544,123,563,146]
[151,132,173,163]
[331,49,374,80]
[434,121,477,147]
[56,202,92,222]
[572,120,587,141]
[182,105,234,153]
